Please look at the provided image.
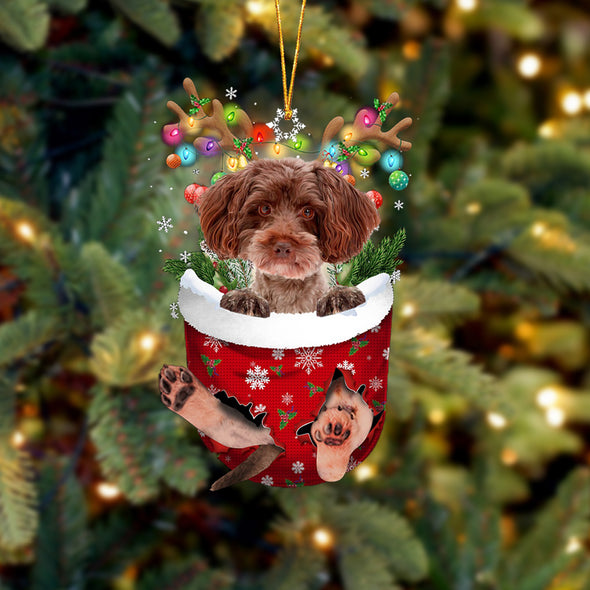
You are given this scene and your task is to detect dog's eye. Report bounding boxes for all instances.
[300,206,314,219]
[258,204,272,216]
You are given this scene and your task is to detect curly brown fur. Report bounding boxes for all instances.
[198,158,380,316]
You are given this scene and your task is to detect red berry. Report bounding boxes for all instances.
[366,190,383,209]
[219,285,228,294]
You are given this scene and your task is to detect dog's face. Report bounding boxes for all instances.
[310,371,373,481]
[197,158,380,279]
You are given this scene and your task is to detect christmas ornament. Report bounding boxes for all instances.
[162,123,183,146]
[366,190,383,208]
[389,170,409,191]
[158,0,414,490]
[381,149,404,172]
[166,154,181,168]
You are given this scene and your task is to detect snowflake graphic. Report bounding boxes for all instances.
[383,348,390,360]
[282,392,293,405]
[369,376,383,391]
[180,250,191,263]
[337,360,356,375]
[207,384,220,394]
[224,455,232,462]
[370,323,381,333]
[292,461,305,474]
[169,302,179,319]
[394,200,404,211]
[261,475,274,486]
[391,269,401,284]
[272,348,285,360]
[254,404,267,414]
[246,365,270,390]
[294,348,323,375]
[225,86,237,100]
[157,216,173,233]
[203,336,223,353]
[197,429,206,437]
[192,168,200,175]
[267,108,306,142]
[360,168,370,179]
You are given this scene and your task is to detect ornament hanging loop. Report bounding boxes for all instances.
[275,0,306,121]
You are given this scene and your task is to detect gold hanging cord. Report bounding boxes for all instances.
[274,0,307,120]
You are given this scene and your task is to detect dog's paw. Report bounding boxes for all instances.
[159,364,197,412]
[316,286,366,317]
[220,288,270,317]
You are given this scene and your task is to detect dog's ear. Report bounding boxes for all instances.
[197,168,254,258]
[314,165,380,263]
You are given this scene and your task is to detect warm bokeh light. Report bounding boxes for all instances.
[428,408,446,425]
[565,536,582,554]
[487,412,507,429]
[538,120,557,138]
[584,89,590,109]
[561,91,583,115]
[11,430,25,448]
[402,40,421,61]
[517,53,541,78]
[456,0,478,11]
[354,463,377,482]
[138,332,158,352]
[501,448,518,466]
[465,202,481,215]
[96,482,121,500]
[545,407,565,428]
[401,302,417,318]
[531,222,547,237]
[536,386,559,408]
[312,527,334,549]
[15,220,36,243]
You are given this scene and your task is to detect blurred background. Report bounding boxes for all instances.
[1,0,590,588]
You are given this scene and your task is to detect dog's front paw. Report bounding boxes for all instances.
[159,364,197,412]
[220,288,270,317]
[316,286,366,317]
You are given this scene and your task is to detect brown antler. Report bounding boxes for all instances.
[166,78,256,158]
[319,92,412,158]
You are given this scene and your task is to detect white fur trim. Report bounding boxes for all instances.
[178,269,393,349]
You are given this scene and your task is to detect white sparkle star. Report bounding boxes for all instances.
[394,200,404,210]
[360,168,370,179]
[391,269,401,284]
[225,87,237,100]
[169,302,179,319]
[180,251,191,263]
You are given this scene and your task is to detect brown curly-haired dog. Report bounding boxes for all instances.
[198,157,380,317]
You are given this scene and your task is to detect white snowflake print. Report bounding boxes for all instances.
[157,216,173,233]
[180,250,191,263]
[337,360,356,375]
[369,376,383,391]
[267,107,306,142]
[203,336,224,353]
[292,461,305,474]
[225,86,237,100]
[169,302,179,319]
[224,455,232,463]
[192,168,200,175]
[207,384,220,394]
[197,429,206,437]
[394,200,404,211]
[391,269,401,284]
[261,475,274,486]
[294,347,323,375]
[370,323,381,333]
[246,365,270,390]
[360,168,370,179]
[272,348,285,360]
[383,348,390,360]
[282,392,293,405]
[254,404,267,414]
[346,457,361,472]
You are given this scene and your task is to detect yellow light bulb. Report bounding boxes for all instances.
[517,53,541,78]
[273,143,281,155]
[188,117,195,127]
[15,220,36,243]
[96,482,121,500]
[487,412,507,430]
[312,527,334,549]
[344,132,353,142]
[561,91,583,115]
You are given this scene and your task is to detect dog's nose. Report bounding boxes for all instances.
[274,242,292,257]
